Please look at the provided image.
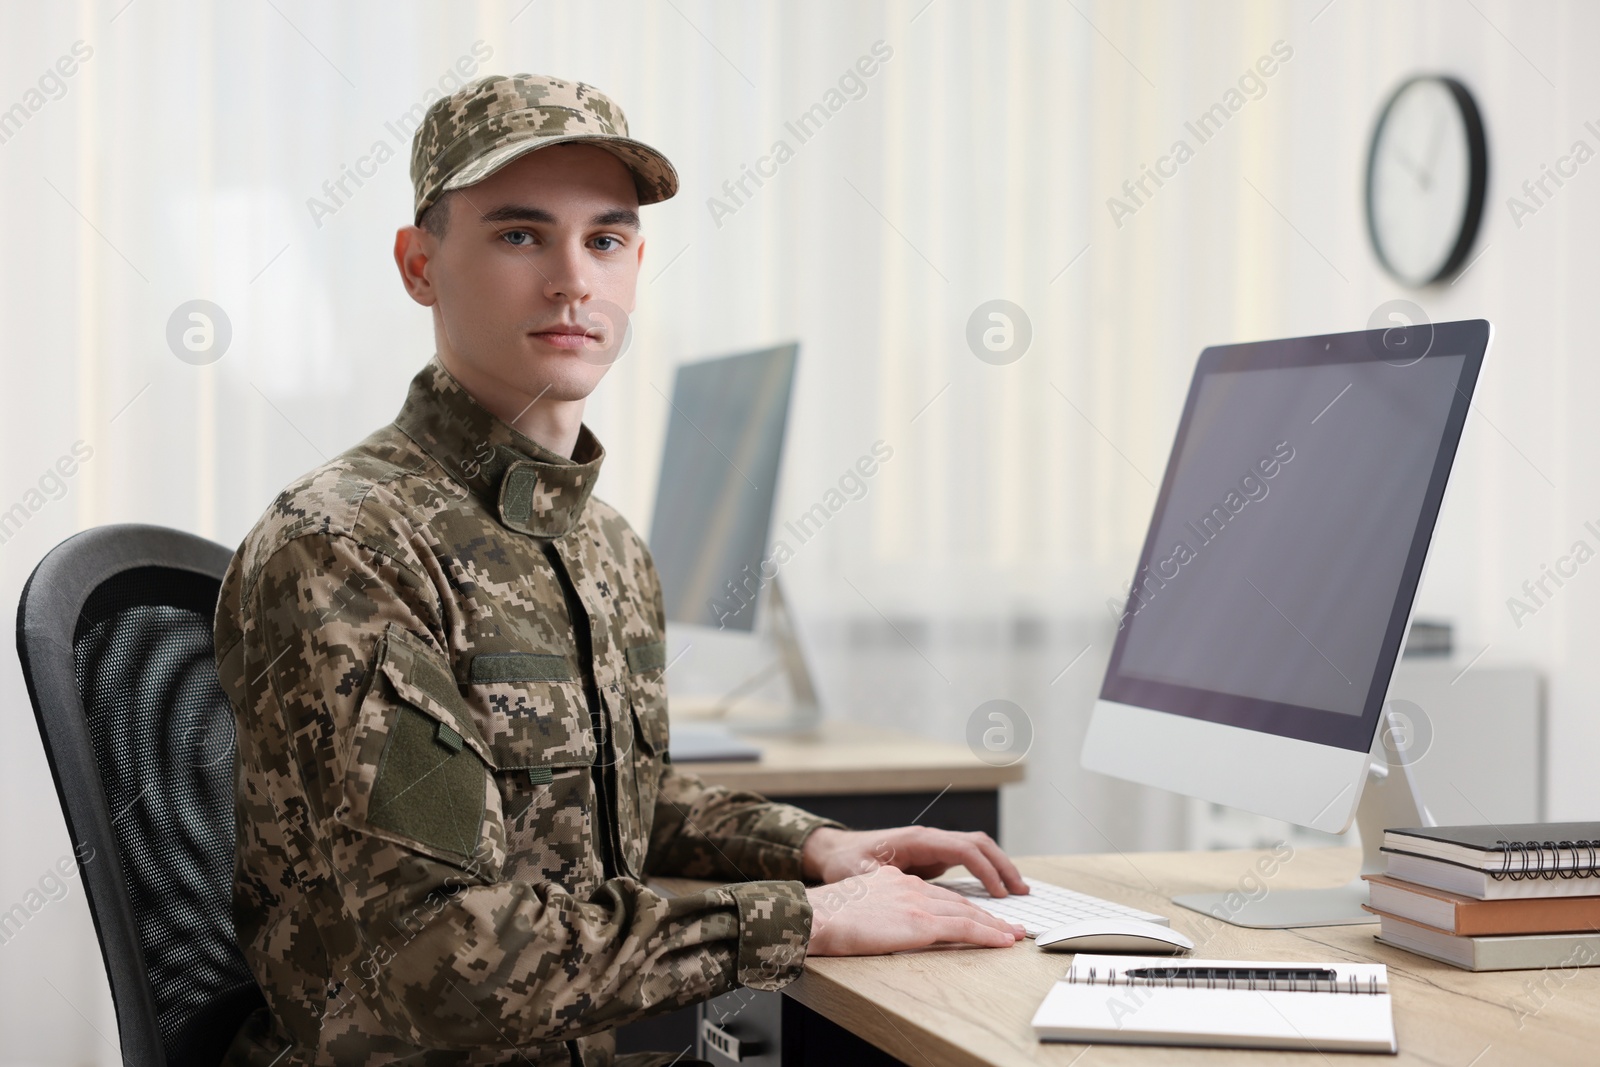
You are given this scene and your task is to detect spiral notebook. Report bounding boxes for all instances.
[1383,823,1600,875]
[1382,823,1600,899]
[1031,955,1397,1053]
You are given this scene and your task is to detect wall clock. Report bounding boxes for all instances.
[1365,76,1488,287]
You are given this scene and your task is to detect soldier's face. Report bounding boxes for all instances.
[421,144,645,404]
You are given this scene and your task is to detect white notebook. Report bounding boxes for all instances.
[1032,955,1397,1054]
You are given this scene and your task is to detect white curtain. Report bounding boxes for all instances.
[1,1,1594,1061]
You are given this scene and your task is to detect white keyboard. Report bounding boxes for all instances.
[938,876,1170,938]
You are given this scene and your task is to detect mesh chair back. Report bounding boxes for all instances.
[17,525,265,1067]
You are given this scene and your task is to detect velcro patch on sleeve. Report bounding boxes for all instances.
[369,704,486,861]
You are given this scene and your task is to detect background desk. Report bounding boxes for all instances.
[680,719,1025,833]
[617,720,1025,1058]
[763,848,1599,1065]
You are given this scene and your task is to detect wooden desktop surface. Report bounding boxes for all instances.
[673,720,1025,796]
[662,847,1600,1065]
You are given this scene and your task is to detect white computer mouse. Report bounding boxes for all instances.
[1035,918,1195,954]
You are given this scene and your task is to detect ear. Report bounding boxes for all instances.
[394,225,438,307]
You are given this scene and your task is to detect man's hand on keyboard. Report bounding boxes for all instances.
[804,866,1025,955]
[800,825,1030,898]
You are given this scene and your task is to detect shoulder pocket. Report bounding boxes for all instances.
[339,624,502,873]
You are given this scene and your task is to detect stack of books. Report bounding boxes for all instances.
[1364,822,1600,971]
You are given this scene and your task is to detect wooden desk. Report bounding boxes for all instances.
[773,848,1600,1065]
[676,720,1026,797]
[675,719,1024,837]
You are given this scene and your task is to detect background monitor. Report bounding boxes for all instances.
[1082,320,1490,836]
[649,342,798,632]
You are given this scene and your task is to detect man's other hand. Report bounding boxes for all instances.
[804,866,1024,955]
[800,825,1029,897]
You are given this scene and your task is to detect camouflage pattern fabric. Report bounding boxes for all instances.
[213,356,839,1066]
[411,73,679,224]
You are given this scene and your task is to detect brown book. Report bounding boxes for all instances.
[1363,874,1600,935]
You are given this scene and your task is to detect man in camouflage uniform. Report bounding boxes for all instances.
[214,74,1026,1066]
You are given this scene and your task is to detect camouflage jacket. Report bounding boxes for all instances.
[213,356,838,1066]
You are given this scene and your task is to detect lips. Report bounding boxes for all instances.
[530,325,599,349]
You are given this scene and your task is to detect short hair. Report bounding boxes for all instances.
[417,190,454,240]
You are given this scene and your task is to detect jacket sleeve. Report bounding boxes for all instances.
[645,764,845,882]
[228,529,811,1050]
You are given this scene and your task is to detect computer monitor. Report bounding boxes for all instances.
[647,342,820,736]
[1081,319,1491,924]
[649,342,797,631]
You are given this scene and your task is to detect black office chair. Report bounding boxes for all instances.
[16,524,265,1067]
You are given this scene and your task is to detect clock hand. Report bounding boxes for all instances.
[1389,146,1429,188]
[1417,114,1447,192]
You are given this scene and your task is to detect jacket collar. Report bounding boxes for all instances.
[392,355,604,538]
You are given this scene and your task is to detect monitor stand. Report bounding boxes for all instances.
[764,577,821,732]
[671,578,822,735]
[1172,724,1435,929]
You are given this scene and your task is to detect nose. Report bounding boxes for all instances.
[539,235,592,307]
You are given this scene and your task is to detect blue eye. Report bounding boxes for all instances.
[503,231,533,246]
[593,236,621,252]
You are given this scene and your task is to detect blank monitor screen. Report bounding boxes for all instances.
[649,343,797,631]
[1099,320,1488,751]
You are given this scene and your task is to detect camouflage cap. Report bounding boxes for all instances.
[410,73,678,224]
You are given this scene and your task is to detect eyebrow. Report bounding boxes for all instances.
[478,204,641,230]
